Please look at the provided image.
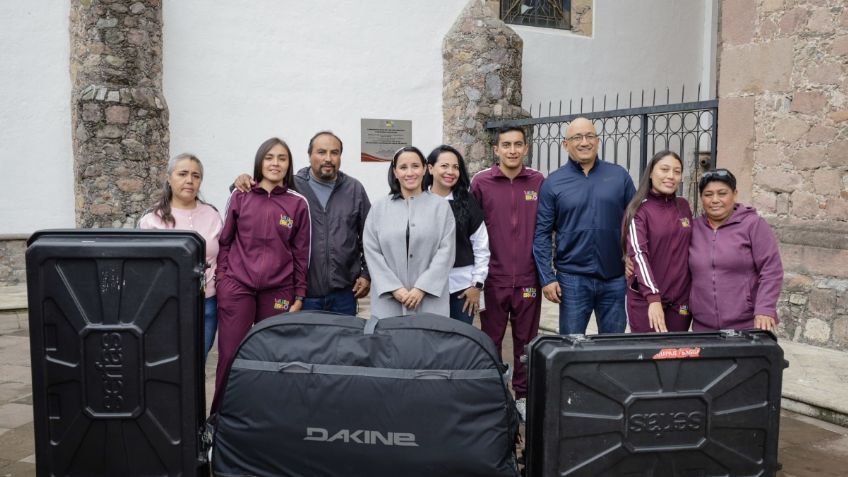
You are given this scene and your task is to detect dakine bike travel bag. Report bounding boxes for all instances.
[211,311,519,477]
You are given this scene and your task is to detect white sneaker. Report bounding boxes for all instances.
[515,398,527,422]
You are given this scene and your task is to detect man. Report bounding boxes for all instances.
[235,131,370,314]
[470,126,544,421]
[533,117,636,335]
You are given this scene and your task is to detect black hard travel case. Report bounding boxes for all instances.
[212,311,520,477]
[526,330,786,477]
[26,229,209,477]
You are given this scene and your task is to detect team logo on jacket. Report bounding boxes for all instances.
[524,191,538,201]
[522,287,537,299]
[279,214,294,228]
[680,217,690,228]
[274,298,290,310]
[679,304,689,316]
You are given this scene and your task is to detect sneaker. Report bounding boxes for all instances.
[515,398,527,422]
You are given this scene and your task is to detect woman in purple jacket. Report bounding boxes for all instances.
[212,137,311,411]
[622,151,693,333]
[689,169,783,331]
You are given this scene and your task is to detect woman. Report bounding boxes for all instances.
[363,146,456,318]
[424,145,489,324]
[689,168,783,331]
[212,137,311,410]
[139,153,223,360]
[622,151,693,333]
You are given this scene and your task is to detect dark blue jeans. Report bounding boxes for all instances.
[302,289,358,315]
[558,273,626,335]
[449,290,474,325]
[204,296,218,361]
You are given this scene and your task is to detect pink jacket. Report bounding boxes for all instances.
[217,184,311,297]
[139,203,223,297]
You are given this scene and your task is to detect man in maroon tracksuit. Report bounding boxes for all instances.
[470,126,544,420]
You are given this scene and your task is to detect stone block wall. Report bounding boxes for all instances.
[718,0,848,350]
[70,0,169,228]
[444,0,526,173]
[0,236,27,287]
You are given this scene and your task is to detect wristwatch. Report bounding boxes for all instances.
[473,282,484,290]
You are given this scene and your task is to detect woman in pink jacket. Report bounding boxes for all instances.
[139,153,223,361]
[212,137,311,411]
[689,169,783,331]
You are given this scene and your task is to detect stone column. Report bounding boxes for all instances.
[443,0,525,174]
[717,0,848,350]
[70,0,169,228]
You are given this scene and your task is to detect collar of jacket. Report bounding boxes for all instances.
[251,183,288,195]
[647,189,677,204]
[492,163,533,180]
[567,156,602,174]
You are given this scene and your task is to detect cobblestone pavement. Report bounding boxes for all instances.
[1,291,847,476]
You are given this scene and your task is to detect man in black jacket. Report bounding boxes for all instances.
[233,131,371,314]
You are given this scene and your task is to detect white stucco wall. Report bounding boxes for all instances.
[518,0,715,111]
[1,1,718,233]
[0,2,73,235]
[163,0,469,213]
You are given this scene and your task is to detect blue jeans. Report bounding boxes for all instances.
[558,273,626,335]
[204,296,218,361]
[449,290,474,325]
[302,289,358,315]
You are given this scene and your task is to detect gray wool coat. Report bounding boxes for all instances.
[363,191,456,318]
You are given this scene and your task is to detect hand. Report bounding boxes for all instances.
[542,282,561,303]
[459,287,481,315]
[234,174,254,193]
[648,301,667,332]
[624,256,634,280]
[289,299,303,312]
[754,314,776,331]
[392,288,410,304]
[352,277,371,299]
[403,288,425,310]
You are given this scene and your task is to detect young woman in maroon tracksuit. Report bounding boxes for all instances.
[622,150,693,333]
[212,137,311,410]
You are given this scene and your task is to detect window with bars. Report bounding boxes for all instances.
[500,0,571,30]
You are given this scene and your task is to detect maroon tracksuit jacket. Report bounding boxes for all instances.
[470,165,544,398]
[213,183,311,411]
[624,191,693,332]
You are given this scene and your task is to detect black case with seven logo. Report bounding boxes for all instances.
[525,330,786,477]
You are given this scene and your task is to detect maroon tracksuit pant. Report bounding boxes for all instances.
[481,285,542,399]
[211,276,294,411]
[626,293,692,333]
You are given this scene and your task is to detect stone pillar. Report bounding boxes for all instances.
[70,0,169,228]
[443,0,525,174]
[717,0,848,350]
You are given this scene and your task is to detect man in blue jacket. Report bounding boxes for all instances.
[533,117,636,334]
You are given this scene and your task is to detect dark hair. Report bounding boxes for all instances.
[388,146,426,198]
[492,126,527,145]
[152,153,204,227]
[307,131,343,155]
[698,168,737,194]
[423,145,473,222]
[253,137,296,191]
[621,150,682,253]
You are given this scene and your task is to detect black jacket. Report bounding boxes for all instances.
[295,167,371,297]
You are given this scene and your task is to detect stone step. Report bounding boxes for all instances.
[0,285,28,332]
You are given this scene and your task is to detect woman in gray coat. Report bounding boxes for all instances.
[364,146,456,318]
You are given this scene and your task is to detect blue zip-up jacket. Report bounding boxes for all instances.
[534,157,636,285]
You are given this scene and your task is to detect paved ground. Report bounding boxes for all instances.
[2,286,848,476]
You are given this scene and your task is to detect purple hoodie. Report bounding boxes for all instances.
[688,204,783,331]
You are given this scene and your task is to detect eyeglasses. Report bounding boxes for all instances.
[702,169,731,179]
[565,134,599,143]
